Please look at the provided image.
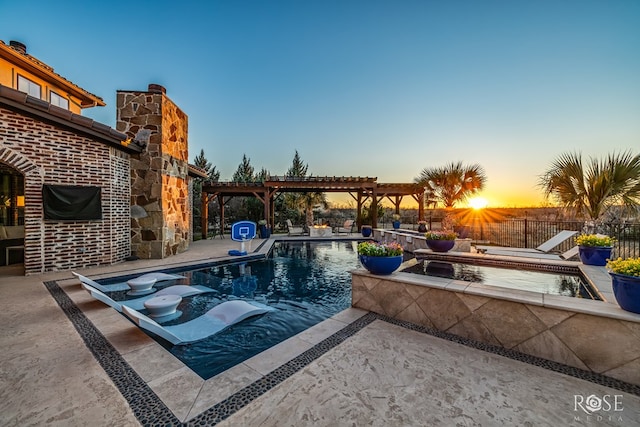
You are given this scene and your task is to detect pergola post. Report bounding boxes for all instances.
[356,190,363,230]
[219,195,226,237]
[371,188,378,228]
[201,191,208,240]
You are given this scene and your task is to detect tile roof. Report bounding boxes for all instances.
[0,84,142,153]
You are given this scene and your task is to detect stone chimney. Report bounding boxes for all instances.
[116,84,190,259]
[9,40,27,54]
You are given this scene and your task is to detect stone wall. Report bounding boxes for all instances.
[116,84,190,259]
[0,107,131,274]
[352,269,640,387]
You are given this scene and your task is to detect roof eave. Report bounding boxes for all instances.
[0,85,141,154]
[0,42,106,108]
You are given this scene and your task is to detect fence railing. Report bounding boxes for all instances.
[464,220,639,259]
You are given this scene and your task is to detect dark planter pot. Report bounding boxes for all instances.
[392,220,401,229]
[426,239,455,252]
[259,225,271,239]
[610,272,640,314]
[359,255,403,275]
[361,226,372,237]
[417,223,427,233]
[578,245,612,266]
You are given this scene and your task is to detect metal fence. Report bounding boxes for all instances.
[465,220,639,259]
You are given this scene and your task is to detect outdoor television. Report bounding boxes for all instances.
[42,184,102,220]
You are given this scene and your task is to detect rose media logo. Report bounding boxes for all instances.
[573,394,624,423]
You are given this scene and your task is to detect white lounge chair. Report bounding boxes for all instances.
[122,300,274,345]
[336,219,355,235]
[80,282,213,312]
[475,230,578,255]
[479,246,579,261]
[286,219,305,236]
[72,271,185,292]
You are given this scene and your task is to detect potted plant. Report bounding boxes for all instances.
[258,220,271,239]
[575,234,614,266]
[361,225,373,237]
[392,214,401,229]
[607,257,640,314]
[357,241,404,275]
[417,221,427,233]
[424,230,458,252]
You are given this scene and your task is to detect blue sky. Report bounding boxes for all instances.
[2,0,639,207]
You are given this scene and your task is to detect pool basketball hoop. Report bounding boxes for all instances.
[228,221,257,256]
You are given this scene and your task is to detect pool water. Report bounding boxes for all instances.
[103,241,358,379]
[402,260,598,299]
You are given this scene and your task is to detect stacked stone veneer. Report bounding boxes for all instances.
[352,271,640,386]
[117,85,190,259]
[0,107,131,274]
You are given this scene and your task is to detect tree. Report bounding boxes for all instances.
[193,148,220,182]
[283,150,327,226]
[232,154,256,182]
[193,149,211,174]
[191,149,220,237]
[415,162,487,208]
[286,150,308,177]
[539,151,640,223]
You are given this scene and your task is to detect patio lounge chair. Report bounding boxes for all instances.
[80,282,213,312]
[122,300,274,345]
[72,271,185,293]
[475,230,578,255]
[286,219,305,236]
[478,246,580,261]
[336,219,355,235]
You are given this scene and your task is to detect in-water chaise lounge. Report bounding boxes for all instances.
[122,300,274,345]
[72,271,185,292]
[80,282,213,312]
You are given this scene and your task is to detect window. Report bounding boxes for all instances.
[17,75,41,98]
[50,91,69,109]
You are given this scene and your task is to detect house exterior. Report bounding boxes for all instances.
[0,40,105,114]
[0,39,203,274]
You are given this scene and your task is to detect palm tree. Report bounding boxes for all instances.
[415,162,487,208]
[539,151,640,223]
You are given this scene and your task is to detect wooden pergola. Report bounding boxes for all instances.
[200,176,426,239]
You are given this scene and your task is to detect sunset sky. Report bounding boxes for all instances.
[2,1,638,208]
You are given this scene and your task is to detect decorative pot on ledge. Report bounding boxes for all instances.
[575,234,615,266]
[392,220,401,229]
[359,255,403,275]
[426,239,455,252]
[578,246,612,266]
[361,225,372,237]
[610,273,640,314]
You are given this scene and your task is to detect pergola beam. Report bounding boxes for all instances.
[200,176,425,238]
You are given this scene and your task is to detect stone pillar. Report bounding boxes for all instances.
[116,84,190,259]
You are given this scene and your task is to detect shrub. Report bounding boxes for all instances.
[424,230,458,240]
[357,241,404,257]
[575,234,615,247]
[607,257,640,277]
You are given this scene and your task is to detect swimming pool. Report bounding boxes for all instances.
[100,241,358,379]
[402,257,599,299]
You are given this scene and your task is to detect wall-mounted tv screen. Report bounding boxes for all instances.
[42,185,102,220]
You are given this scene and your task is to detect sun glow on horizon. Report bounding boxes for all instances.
[468,197,489,210]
